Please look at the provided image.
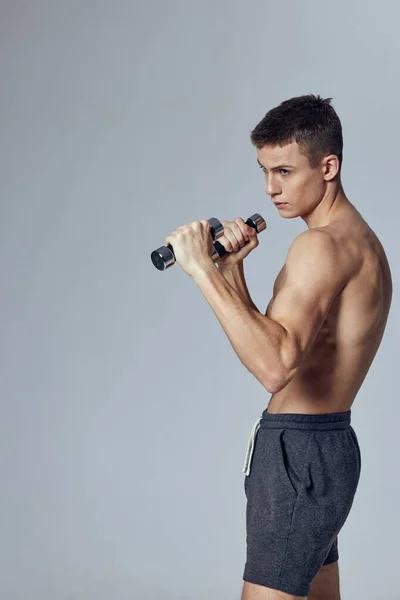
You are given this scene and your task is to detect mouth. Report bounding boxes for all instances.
[274,202,287,207]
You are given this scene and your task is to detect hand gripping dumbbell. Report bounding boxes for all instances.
[150,217,224,271]
[212,213,266,262]
[150,213,267,271]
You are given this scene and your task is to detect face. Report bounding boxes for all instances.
[256,141,331,219]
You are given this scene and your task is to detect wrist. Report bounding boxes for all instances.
[191,258,216,279]
[217,260,244,272]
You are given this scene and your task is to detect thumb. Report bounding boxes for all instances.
[245,223,258,238]
[244,224,259,250]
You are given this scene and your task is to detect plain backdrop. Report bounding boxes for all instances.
[0,1,398,598]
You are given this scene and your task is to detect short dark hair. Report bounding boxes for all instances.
[250,94,343,174]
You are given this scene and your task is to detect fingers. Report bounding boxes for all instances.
[170,218,256,256]
[233,218,250,244]
[221,218,249,251]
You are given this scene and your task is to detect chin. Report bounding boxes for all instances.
[279,207,299,219]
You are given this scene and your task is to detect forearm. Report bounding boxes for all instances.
[218,261,260,313]
[192,261,285,389]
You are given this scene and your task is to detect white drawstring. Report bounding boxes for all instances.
[242,417,262,476]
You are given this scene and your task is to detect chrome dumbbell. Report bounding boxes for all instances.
[151,213,267,271]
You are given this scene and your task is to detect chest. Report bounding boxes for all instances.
[272,265,287,297]
[265,265,286,318]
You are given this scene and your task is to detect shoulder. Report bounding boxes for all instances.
[287,228,336,265]
[288,228,335,255]
[285,229,351,289]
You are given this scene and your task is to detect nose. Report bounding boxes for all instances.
[266,181,281,197]
[265,174,281,197]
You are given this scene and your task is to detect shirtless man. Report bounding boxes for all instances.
[165,94,392,600]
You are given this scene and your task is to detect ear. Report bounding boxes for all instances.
[322,154,340,181]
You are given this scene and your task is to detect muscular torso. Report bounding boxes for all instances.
[266,208,392,414]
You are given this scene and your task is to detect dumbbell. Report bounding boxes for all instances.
[151,217,224,271]
[151,213,267,271]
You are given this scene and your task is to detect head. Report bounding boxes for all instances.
[250,94,343,219]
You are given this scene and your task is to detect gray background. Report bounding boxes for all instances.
[0,1,398,598]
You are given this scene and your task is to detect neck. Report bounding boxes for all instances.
[302,182,353,229]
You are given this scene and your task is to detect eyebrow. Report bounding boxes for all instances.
[257,158,295,170]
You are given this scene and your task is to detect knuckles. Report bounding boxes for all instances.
[166,219,211,244]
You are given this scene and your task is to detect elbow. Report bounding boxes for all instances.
[263,338,302,393]
[260,366,298,394]
[257,334,301,394]
[258,368,287,394]
[262,376,288,394]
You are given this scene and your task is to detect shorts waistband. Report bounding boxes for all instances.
[260,409,351,431]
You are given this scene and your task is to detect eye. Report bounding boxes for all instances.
[259,165,290,176]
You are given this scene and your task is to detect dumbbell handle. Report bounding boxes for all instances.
[211,213,266,262]
[151,217,224,271]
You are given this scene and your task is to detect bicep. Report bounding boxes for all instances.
[268,232,348,375]
[269,281,330,371]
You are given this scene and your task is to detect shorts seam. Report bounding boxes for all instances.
[276,431,313,588]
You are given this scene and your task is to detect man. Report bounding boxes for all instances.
[165,94,392,599]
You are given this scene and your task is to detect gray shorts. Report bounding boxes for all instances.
[242,409,361,597]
